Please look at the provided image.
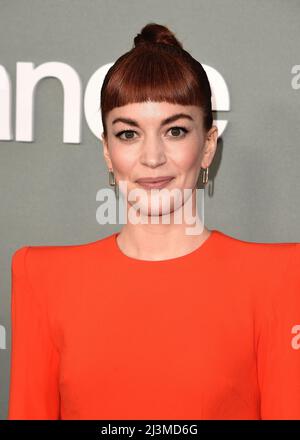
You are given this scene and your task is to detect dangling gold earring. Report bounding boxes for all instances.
[108,169,119,199]
[108,169,115,186]
[202,167,209,185]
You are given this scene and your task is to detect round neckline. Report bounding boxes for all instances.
[112,229,219,264]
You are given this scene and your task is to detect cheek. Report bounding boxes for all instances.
[175,144,202,171]
[110,146,135,175]
[109,139,202,175]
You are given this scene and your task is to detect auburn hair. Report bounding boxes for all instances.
[100,23,213,139]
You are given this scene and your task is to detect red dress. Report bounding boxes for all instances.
[7,229,300,419]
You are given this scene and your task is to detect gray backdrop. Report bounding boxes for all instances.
[0,0,299,420]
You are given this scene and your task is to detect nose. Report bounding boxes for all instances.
[139,135,167,168]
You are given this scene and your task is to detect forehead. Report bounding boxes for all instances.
[106,101,202,124]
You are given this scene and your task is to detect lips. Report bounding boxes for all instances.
[136,176,174,183]
[135,176,174,189]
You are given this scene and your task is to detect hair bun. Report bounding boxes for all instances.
[134,23,183,49]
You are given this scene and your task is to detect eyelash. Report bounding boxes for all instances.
[115,126,189,141]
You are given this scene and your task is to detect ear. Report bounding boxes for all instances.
[100,132,113,169]
[200,125,218,168]
[100,132,107,145]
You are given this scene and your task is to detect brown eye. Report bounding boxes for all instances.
[168,126,188,137]
[115,130,137,140]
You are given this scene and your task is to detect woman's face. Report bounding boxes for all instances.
[102,101,218,218]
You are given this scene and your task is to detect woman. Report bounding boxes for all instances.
[7,23,300,420]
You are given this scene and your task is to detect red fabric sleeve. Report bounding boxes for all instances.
[7,246,60,419]
[257,243,300,419]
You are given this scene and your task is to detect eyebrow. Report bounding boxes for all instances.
[112,112,194,128]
